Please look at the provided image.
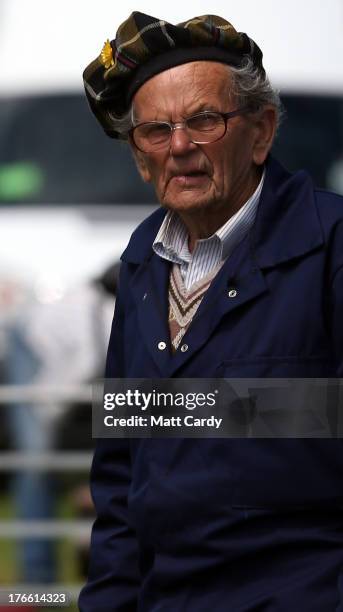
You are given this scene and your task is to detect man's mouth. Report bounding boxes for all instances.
[173,170,207,177]
[170,170,209,186]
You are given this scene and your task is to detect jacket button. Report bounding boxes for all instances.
[227,288,237,298]
[158,341,166,350]
[180,343,188,353]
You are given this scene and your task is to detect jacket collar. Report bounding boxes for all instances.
[251,155,324,268]
[121,155,324,269]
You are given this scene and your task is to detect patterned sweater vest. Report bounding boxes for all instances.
[168,262,224,351]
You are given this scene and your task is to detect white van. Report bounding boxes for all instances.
[0,0,342,293]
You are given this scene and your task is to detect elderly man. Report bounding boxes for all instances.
[79,12,343,612]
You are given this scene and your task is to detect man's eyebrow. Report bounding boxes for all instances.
[187,104,220,115]
[132,104,222,124]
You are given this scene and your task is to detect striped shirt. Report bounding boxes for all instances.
[153,170,265,290]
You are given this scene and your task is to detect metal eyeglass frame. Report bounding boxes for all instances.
[129,107,251,152]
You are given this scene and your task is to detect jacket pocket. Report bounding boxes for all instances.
[217,355,336,377]
[216,357,342,508]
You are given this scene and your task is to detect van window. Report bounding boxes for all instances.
[0,94,157,205]
[273,94,343,194]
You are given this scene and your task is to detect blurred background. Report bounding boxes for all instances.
[0,0,342,610]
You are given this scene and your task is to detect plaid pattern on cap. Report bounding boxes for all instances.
[83,12,264,139]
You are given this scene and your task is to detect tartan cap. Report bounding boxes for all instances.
[83,12,265,139]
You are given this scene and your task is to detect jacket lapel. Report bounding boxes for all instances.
[130,253,172,374]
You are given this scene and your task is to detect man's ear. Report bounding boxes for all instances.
[129,139,152,183]
[252,106,277,166]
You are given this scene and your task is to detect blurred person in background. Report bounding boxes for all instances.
[79,12,343,612]
[5,262,119,584]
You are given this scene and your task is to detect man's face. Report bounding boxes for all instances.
[131,61,273,216]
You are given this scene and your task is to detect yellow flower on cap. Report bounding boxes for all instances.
[100,39,114,69]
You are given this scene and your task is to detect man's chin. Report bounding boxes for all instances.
[161,189,214,213]
[163,199,213,214]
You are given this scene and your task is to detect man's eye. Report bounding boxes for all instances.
[141,124,170,142]
[188,113,222,132]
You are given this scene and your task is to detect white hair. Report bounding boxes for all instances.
[228,58,283,132]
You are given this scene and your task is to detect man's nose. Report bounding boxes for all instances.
[169,126,196,156]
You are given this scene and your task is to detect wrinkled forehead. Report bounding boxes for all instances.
[132,61,234,120]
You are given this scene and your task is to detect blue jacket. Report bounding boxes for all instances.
[79,157,343,611]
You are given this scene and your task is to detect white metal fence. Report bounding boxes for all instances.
[0,384,95,602]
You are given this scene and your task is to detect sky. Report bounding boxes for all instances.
[0,0,342,94]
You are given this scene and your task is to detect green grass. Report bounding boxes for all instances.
[0,491,87,610]
[0,495,17,583]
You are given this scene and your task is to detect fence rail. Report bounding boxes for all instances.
[0,452,92,470]
[0,384,93,404]
[0,384,95,556]
[0,520,92,539]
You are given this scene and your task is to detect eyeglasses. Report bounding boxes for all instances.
[130,108,250,153]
